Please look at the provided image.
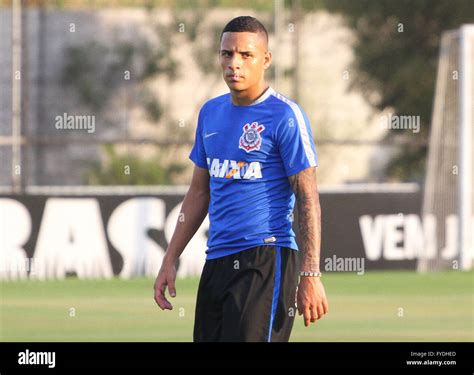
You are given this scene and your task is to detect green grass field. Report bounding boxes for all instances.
[1,271,472,342]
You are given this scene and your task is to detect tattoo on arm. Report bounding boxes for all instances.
[288,167,321,272]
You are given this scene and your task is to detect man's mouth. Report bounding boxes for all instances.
[227,74,243,82]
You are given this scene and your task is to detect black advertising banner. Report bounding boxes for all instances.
[320,191,421,271]
[1,187,458,279]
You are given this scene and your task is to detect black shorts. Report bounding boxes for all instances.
[193,245,299,342]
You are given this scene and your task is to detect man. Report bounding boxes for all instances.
[154,16,328,342]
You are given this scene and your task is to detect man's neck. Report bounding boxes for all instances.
[230,83,270,106]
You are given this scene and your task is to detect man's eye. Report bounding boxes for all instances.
[243,54,251,58]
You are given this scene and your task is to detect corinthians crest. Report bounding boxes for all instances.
[239,122,265,152]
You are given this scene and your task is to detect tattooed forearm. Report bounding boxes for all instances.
[288,167,321,272]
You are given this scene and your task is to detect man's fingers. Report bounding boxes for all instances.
[303,307,311,327]
[160,282,167,294]
[168,278,177,298]
[297,300,303,316]
[155,291,173,310]
[310,305,318,322]
[316,304,324,320]
[160,282,173,307]
[304,304,326,325]
[322,298,329,314]
[154,280,173,310]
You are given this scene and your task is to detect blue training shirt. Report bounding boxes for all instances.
[189,87,318,260]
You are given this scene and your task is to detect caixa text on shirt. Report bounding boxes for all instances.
[206,158,262,179]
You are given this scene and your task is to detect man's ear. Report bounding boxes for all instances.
[263,51,272,70]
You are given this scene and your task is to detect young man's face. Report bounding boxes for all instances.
[219,31,272,92]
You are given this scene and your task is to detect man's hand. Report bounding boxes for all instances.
[296,276,329,327]
[153,260,177,310]
[153,166,209,311]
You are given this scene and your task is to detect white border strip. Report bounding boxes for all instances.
[0,183,419,195]
[0,185,190,195]
[319,183,420,194]
[271,91,318,166]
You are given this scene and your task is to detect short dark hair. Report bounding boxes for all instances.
[220,16,268,44]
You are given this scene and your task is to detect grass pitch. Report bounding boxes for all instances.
[1,271,472,342]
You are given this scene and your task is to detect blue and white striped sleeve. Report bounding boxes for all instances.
[275,104,318,177]
[189,106,208,169]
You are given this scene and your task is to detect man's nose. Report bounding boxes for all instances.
[228,54,242,70]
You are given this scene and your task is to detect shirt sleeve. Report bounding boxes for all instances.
[189,107,208,169]
[275,104,318,177]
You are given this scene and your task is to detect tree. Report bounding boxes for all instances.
[322,0,474,181]
[84,145,185,185]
